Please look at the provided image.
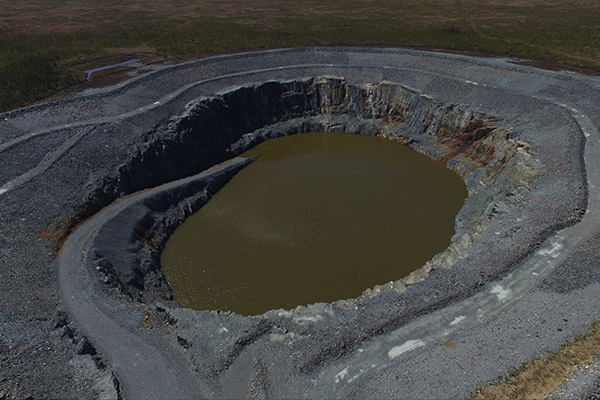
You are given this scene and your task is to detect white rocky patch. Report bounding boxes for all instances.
[269,333,294,342]
[538,241,563,258]
[348,371,363,383]
[293,315,324,324]
[387,339,426,359]
[334,366,350,383]
[277,310,292,318]
[491,284,512,301]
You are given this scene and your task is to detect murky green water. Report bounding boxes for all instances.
[161,132,467,315]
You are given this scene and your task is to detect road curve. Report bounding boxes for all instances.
[316,79,600,398]
[4,48,600,399]
[0,61,591,198]
[57,168,226,399]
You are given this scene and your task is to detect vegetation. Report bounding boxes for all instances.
[3,0,600,394]
[0,0,599,111]
[473,321,600,399]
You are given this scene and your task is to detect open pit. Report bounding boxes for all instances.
[161,131,468,315]
[86,77,535,307]
[3,48,598,400]
[76,75,567,397]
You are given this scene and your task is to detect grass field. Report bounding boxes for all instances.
[1,0,599,112]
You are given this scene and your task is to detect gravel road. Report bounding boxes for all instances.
[1,48,600,399]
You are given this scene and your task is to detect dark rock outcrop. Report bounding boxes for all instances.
[84,78,524,217]
[85,77,535,301]
[83,77,541,375]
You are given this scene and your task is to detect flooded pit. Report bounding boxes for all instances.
[161,132,467,315]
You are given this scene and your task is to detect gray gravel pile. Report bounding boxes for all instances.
[0,48,599,399]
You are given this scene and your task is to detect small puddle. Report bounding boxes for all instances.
[161,132,467,315]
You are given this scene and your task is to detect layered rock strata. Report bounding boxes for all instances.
[89,77,534,301]
[84,77,547,385]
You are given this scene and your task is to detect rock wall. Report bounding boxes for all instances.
[85,77,536,303]
[91,158,253,300]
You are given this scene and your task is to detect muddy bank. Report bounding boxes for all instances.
[83,77,582,396]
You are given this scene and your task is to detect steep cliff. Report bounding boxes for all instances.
[85,77,537,308]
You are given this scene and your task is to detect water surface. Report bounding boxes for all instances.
[161,132,467,315]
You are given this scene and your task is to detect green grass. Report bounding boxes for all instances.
[1,0,599,112]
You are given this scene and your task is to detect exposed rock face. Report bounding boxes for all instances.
[80,77,552,386]
[85,78,525,208]
[91,158,253,299]
[4,48,595,400]
[86,77,536,301]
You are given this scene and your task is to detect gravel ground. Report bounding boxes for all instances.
[1,48,600,399]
